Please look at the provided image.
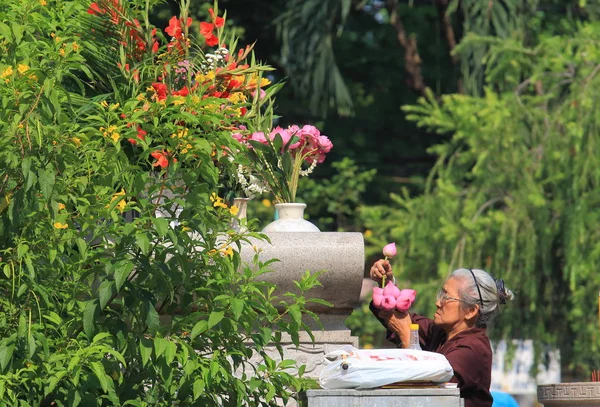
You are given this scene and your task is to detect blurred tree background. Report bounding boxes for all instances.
[151,0,600,379]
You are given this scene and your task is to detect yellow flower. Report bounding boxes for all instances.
[28,74,38,81]
[172,97,185,106]
[230,205,239,216]
[181,149,188,154]
[364,229,373,238]
[100,100,109,108]
[0,66,13,78]
[53,222,68,229]
[58,203,65,210]
[59,48,65,57]
[71,137,81,146]
[136,93,146,101]
[210,193,228,209]
[261,199,272,208]
[111,132,120,142]
[40,0,47,5]
[220,246,234,257]
[228,92,246,103]
[72,41,79,51]
[106,189,127,212]
[109,103,120,111]
[17,64,29,74]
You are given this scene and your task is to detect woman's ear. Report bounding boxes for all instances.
[464,305,479,323]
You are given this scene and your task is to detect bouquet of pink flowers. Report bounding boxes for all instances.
[372,242,417,312]
[232,124,333,202]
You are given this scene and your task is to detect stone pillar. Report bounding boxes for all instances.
[239,232,364,379]
[537,382,600,406]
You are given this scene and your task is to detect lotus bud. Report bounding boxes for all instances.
[380,296,397,311]
[399,289,417,303]
[382,242,397,259]
[383,280,401,298]
[395,296,413,312]
[372,294,384,308]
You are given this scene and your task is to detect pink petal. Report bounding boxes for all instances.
[383,242,397,258]
[381,296,397,311]
[399,289,416,303]
[372,294,383,308]
[395,296,412,312]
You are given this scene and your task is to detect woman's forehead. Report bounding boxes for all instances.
[444,277,463,292]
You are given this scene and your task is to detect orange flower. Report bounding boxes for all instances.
[151,151,170,168]
[165,16,192,40]
[208,8,225,28]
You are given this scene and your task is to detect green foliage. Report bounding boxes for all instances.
[359,22,600,376]
[0,0,324,404]
[300,157,376,232]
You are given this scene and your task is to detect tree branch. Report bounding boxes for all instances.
[435,0,464,93]
[386,0,428,96]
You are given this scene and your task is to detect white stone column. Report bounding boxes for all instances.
[239,232,364,379]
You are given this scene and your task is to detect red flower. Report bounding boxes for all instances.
[200,22,218,47]
[206,35,218,46]
[151,151,169,168]
[165,16,192,40]
[151,82,168,101]
[129,126,147,145]
[172,86,189,97]
[87,2,104,15]
[208,8,225,28]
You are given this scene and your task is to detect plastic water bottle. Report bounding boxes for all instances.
[409,323,422,350]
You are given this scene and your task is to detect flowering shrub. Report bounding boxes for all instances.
[0,0,323,405]
[232,124,334,202]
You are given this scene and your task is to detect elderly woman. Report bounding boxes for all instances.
[369,260,514,407]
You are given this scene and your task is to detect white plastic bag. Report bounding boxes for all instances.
[319,345,454,389]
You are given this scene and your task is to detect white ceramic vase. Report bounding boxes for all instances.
[262,203,320,232]
[231,197,251,232]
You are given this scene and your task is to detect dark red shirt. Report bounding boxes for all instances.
[411,313,493,407]
[370,303,493,407]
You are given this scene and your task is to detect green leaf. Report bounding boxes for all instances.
[11,23,24,44]
[191,320,208,340]
[89,361,109,392]
[44,371,66,397]
[0,22,11,40]
[230,298,244,320]
[152,217,169,237]
[154,337,168,359]
[207,311,224,329]
[0,339,15,371]
[38,167,55,199]
[17,243,28,258]
[164,341,177,365]
[139,337,152,367]
[113,260,133,292]
[145,302,160,334]
[193,379,205,401]
[83,300,99,339]
[135,233,150,255]
[98,280,115,309]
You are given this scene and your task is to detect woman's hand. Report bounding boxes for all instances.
[369,259,393,283]
[378,309,411,348]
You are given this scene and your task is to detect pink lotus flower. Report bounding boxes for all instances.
[383,242,397,259]
[380,296,397,311]
[399,289,417,303]
[372,293,384,308]
[395,296,413,312]
[372,286,384,307]
[383,280,401,298]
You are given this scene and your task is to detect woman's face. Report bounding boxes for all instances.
[433,277,468,332]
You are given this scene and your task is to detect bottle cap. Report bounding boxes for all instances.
[410,324,419,330]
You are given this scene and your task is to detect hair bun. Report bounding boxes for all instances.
[495,278,514,305]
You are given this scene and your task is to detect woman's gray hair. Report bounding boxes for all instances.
[449,268,514,328]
